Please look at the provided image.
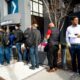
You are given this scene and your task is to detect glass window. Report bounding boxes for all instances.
[39,4,43,14]
[30,1,32,11]
[30,0,43,17]
[39,0,43,4]
[33,12,39,16]
[33,2,38,12]
[33,0,38,2]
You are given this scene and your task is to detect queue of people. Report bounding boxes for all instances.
[0,23,41,70]
[0,16,80,76]
[45,16,80,75]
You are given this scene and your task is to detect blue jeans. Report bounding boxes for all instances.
[10,45,13,59]
[30,46,39,67]
[69,44,80,74]
[22,49,29,62]
[61,45,67,67]
[16,43,22,61]
[4,46,11,64]
[0,46,4,64]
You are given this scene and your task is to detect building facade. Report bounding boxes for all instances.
[0,0,31,31]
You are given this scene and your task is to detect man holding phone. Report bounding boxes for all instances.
[66,16,80,75]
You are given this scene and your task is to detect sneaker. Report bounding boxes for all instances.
[47,68,56,72]
[35,65,39,68]
[29,66,35,70]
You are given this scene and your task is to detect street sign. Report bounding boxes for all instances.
[8,0,18,14]
[11,1,17,14]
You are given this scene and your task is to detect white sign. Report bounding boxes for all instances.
[1,21,13,26]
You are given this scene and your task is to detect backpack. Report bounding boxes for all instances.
[0,32,4,45]
[18,30,24,42]
[15,30,24,43]
[3,33,10,46]
[48,27,59,45]
[24,29,35,47]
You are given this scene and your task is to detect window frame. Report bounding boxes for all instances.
[30,0,43,17]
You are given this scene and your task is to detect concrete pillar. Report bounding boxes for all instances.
[0,0,8,22]
[18,0,31,31]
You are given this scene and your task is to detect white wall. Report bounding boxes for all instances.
[0,0,8,21]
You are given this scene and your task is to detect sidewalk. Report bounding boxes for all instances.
[0,62,80,80]
[25,69,80,80]
[0,62,44,80]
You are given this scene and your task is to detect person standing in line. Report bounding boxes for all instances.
[9,30,16,61]
[29,24,41,70]
[14,24,24,61]
[46,22,59,72]
[0,27,4,65]
[66,16,80,75]
[23,27,31,63]
[3,27,11,64]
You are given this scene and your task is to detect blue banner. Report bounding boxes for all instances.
[8,0,18,14]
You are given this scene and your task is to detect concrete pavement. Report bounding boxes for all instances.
[0,62,80,80]
[0,62,44,80]
[25,69,80,80]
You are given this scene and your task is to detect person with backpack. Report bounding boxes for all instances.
[46,22,59,72]
[23,27,31,63]
[14,24,24,61]
[27,24,41,70]
[0,27,4,65]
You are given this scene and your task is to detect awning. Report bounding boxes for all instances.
[1,20,13,26]
[1,13,21,26]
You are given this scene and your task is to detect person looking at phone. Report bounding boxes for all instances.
[66,16,80,75]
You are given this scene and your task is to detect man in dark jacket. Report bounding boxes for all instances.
[3,28,11,64]
[29,24,41,70]
[14,24,24,61]
[46,22,59,72]
[0,27,4,65]
[23,27,31,63]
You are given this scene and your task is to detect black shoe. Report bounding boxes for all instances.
[35,65,39,68]
[29,66,35,70]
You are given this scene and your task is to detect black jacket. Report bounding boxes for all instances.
[14,29,24,43]
[0,31,4,46]
[32,29,41,46]
[48,27,59,45]
[24,28,41,47]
